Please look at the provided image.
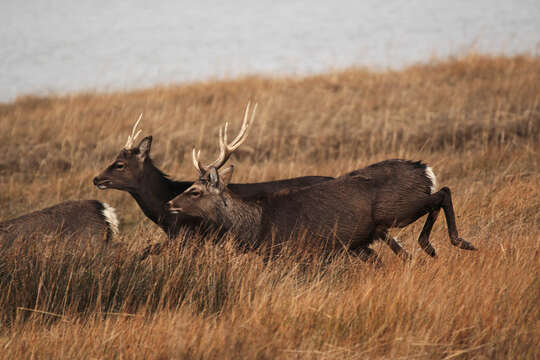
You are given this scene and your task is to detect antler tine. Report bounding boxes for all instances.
[226,102,257,151]
[231,102,257,152]
[124,113,143,149]
[204,102,257,171]
[192,148,203,174]
[228,102,250,150]
[217,123,228,161]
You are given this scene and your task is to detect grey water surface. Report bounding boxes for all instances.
[1,0,539,102]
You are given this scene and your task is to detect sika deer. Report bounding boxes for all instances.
[168,119,476,264]
[0,200,119,250]
[93,108,333,258]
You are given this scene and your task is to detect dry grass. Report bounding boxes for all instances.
[0,54,539,359]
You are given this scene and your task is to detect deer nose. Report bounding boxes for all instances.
[167,200,174,209]
[93,177,99,185]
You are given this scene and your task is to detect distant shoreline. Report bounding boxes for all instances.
[3,53,538,105]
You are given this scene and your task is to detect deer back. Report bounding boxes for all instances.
[0,200,119,249]
[192,159,437,251]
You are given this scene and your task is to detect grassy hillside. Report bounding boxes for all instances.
[0,55,538,359]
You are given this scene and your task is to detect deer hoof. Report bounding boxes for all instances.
[454,238,477,251]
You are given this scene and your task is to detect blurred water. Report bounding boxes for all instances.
[1,0,539,102]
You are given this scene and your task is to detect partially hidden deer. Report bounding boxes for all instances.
[0,200,119,250]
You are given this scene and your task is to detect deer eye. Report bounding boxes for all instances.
[189,189,201,197]
[114,162,126,170]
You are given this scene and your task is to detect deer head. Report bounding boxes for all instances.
[168,166,235,222]
[93,115,153,191]
[168,103,256,220]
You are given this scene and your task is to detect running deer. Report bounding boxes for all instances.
[93,108,333,258]
[0,200,119,249]
[168,116,477,264]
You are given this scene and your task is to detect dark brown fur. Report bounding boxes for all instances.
[0,200,117,250]
[93,136,332,258]
[170,160,476,263]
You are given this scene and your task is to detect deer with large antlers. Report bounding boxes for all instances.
[168,108,477,264]
[93,105,335,258]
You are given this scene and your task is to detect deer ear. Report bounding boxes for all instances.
[137,136,152,159]
[218,165,234,189]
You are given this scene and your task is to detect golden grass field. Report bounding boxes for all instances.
[0,55,538,359]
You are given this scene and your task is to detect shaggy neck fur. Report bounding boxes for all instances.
[214,192,262,246]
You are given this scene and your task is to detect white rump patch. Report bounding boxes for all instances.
[425,166,438,194]
[101,202,119,235]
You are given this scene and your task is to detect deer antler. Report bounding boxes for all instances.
[192,103,257,174]
[124,113,143,149]
[192,149,203,174]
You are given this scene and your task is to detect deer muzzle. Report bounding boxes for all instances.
[167,200,182,214]
[93,176,112,190]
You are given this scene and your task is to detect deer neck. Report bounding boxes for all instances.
[129,161,191,228]
[215,194,262,242]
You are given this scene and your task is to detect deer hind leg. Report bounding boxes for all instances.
[419,187,476,255]
[417,209,439,257]
[376,229,411,262]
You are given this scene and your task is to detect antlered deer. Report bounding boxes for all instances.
[93,109,336,258]
[168,111,477,264]
[0,200,119,250]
